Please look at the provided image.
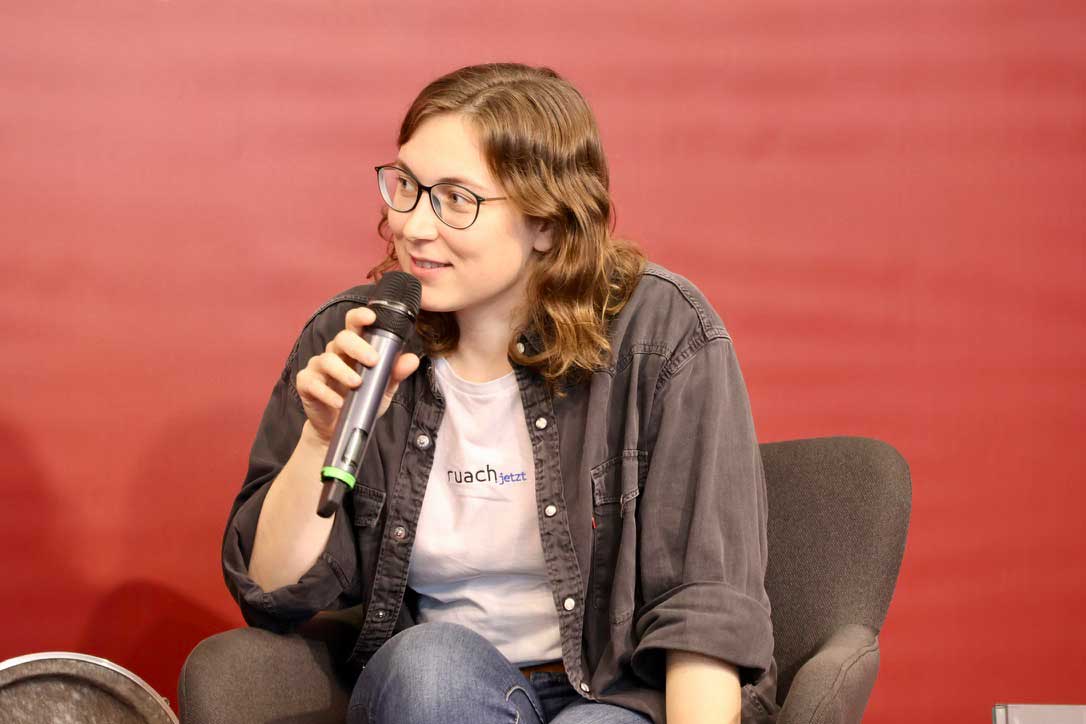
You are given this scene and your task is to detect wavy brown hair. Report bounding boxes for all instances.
[369,63,645,390]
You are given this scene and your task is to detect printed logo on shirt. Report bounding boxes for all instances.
[447,464,529,486]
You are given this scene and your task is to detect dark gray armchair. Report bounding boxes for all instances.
[180,436,910,723]
[761,437,910,722]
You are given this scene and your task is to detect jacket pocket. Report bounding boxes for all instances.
[589,450,647,624]
[353,484,386,528]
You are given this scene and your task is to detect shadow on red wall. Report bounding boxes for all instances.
[0,419,96,660]
[0,412,244,712]
[79,579,233,712]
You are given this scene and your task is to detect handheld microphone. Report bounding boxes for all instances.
[317,271,422,518]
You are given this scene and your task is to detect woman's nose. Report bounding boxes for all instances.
[402,191,441,240]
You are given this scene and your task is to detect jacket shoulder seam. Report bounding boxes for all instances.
[636,265,731,374]
[640,264,724,338]
[655,330,732,394]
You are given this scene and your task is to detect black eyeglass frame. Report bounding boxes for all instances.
[375,165,507,230]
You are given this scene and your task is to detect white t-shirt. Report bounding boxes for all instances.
[406,356,562,666]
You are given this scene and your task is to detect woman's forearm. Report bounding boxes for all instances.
[666,650,742,724]
[248,420,337,591]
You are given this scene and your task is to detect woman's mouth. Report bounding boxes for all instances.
[409,256,452,276]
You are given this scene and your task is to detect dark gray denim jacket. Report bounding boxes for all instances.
[222,263,778,723]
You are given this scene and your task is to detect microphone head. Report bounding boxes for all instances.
[375,270,422,315]
[369,271,422,337]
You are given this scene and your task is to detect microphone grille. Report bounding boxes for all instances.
[375,271,422,316]
[367,271,422,338]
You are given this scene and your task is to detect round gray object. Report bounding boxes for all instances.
[0,652,177,724]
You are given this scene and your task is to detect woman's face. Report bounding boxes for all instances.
[386,112,552,324]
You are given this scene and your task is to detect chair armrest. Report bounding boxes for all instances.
[777,624,880,724]
[178,627,351,724]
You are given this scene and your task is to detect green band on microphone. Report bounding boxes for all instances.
[321,466,356,489]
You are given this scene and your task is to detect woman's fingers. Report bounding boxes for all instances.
[317,336,416,396]
[330,329,378,369]
[298,306,415,440]
[390,353,420,384]
[318,348,363,389]
[296,368,343,410]
[345,306,376,334]
[379,353,420,415]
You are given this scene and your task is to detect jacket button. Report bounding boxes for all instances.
[415,433,431,449]
[391,525,407,541]
[534,417,548,430]
[374,609,386,620]
[544,504,558,517]
[516,342,526,354]
[579,682,590,694]
[563,597,576,611]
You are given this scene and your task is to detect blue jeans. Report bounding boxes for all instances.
[348,622,652,724]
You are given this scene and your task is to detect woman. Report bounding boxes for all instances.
[223,63,776,724]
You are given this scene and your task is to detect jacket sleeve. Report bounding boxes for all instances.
[631,331,774,689]
[220,302,363,632]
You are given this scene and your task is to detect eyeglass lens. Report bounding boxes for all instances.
[378,167,479,229]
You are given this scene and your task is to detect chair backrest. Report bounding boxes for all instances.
[759,436,911,702]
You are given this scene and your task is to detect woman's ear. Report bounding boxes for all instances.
[532,219,554,253]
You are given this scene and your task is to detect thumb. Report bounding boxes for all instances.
[391,353,421,384]
[384,353,420,400]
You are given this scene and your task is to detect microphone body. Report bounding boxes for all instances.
[317,273,421,517]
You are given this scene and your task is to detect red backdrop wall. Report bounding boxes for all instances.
[2,1,1083,720]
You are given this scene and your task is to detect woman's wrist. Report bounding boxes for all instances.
[666,651,741,724]
[299,419,333,451]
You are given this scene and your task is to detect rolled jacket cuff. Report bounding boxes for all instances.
[222,483,356,632]
[631,580,774,689]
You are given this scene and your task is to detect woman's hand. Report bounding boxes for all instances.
[295,305,420,445]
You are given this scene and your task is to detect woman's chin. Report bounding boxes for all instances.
[419,290,454,314]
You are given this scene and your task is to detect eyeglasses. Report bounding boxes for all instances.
[375,165,507,230]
